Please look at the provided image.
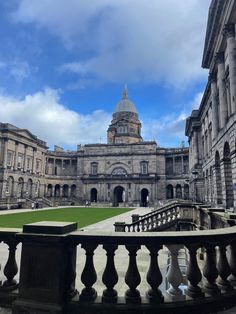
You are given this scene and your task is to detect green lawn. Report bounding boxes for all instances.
[0,207,133,229]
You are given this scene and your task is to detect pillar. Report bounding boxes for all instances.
[3,139,8,169]
[14,142,19,170]
[223,23,236,114]
[192,130,199,165]
[32,148,36,174]
[216,52,228,128]
[23,145,27,172]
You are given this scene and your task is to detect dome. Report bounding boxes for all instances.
[115,86,137,113]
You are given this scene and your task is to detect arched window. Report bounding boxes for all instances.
[112,167,127,176]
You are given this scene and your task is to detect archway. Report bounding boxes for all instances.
[90,188,97,203]
[223,142,233,208]
[184,184,189,200]
[62,185,69,197]
[166,185,174,199]
[113,186,124,207]
[47,184,53,197]
[6,177,14,197]
[55,184,60,197]
[27,179,33,198]
[176,184,182,199]
[18,178,24,198]
[140,188,149,207]
[71,185,76,197]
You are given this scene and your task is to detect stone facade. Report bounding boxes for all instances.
[185,0,236,209]
[0,89,189,208]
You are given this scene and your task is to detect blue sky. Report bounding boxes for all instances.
[0,0,211,149]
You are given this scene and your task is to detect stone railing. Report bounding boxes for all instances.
[115,202,236,233]
[0,228,20,307]
[1,213,236,313]
[115,202,197,232]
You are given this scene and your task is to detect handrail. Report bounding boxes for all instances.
[118,201,196,232]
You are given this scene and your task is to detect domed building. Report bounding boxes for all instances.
[107,87,142,144]
[0,88,189,208]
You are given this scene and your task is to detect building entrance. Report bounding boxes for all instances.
[113,186,124,207]
[140,188,149,207]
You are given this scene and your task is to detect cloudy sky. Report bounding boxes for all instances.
[0,0,211,149]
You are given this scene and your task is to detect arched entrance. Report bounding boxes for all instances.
[166,184,174,199]
[140,188,149,207]
[90,188,97,203]
[113,186,124,207]
[184,184,189,200]
[176,184,182,199]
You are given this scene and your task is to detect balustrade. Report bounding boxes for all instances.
[0,208,236,313]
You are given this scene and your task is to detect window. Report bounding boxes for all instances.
[118,126,127,133]
[140,162,148,175]
[111,167,127,176]
[27,157,31,170]
[7,151,13,166]
[17,154,23,169]
[91,162,98,175]
[36,160,40,172]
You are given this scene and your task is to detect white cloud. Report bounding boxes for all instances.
[0,88,111,148]
[12,0,211,87]
[142,92,203,147]
[0,60,33,82]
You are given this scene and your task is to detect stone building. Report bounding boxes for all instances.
[0,88,189,208]
[185,0,236,209]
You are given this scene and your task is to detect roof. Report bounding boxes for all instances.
[115,86,137,113]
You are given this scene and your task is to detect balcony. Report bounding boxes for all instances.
[0,203,236,313]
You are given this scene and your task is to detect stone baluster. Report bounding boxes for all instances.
[2,240,18,291]
[136,222,140,232]
[146,245,164,303]
[203,245,220,296]
[80,243,98,301]
[125,245,141,303]
[166,245,185,301]
[228,242,236,286]
[185,245,204,298]
[102,244,118,303]
[141,220,145,232]
[217,244,233,292]
[150,216,154,229]
[65,246,77,299]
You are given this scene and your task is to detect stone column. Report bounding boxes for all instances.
[3,139,8,169]
[14,142,19,170]
[192,130,198,165]
[210,71,219,139]
[32,148,36,174]
[223,23,236,114]
[216,52,228,128]
[23,145,27,172]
